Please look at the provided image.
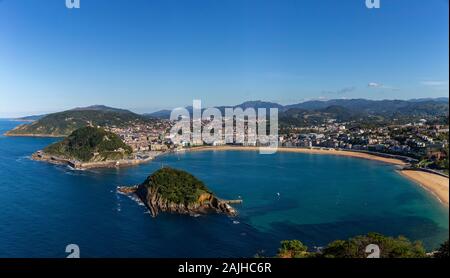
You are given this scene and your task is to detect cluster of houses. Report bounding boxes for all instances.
[103,116,448,167]
[280,122,448,161]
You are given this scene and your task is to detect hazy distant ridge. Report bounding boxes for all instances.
[146,98,449,119]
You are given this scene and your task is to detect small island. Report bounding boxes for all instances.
[118,167,241,217]
[32,126,153,169]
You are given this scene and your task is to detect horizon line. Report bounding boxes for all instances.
[1,96,449,119]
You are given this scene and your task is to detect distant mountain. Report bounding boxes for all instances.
[6,105,154,137]
[143,109,173,119]
[146,98,449,121]
[15,114,47,121]
[7,98,447,137]
[146,100,286,119]
[220,100,284,110]
[71,105,132,114]
[279,105,367,127]
[408,97,449,103]
[284,98,449,116]
[281,98,449,127]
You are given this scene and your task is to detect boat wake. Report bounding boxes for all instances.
[116,189,145,207]
[15,155,31,163]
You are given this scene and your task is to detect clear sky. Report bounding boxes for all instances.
[0,0,448,117]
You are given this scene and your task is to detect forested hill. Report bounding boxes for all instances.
[43,126,132,162]
[6,105,153,137]
[146,98,449,127]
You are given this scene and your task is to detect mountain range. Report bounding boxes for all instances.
[146,98,449,124]
[7,98,449,136]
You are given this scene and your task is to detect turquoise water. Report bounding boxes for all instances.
[0,120,448,257]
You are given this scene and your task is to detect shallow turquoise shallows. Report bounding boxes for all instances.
[0,120,448,257]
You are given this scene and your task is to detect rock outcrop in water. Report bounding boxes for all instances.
[118,167,240,217]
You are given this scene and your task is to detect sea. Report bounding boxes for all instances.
[0,120,448,257]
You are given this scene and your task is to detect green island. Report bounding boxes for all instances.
[272,234,449,258]
[118,167,241,217]
[31,126,147,169]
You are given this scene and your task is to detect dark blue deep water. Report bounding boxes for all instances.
[0,120,448,257]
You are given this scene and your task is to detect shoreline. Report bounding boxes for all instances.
[186,145,409,166]
[184,145,449,206]
[25,143,450,206]
[4,132,65,138]
[31,151,157,170]
[399,170,449,206]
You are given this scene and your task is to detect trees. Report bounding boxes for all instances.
[434,240,449,258]
[276,240,311,258]
[44,126,132,162]
[276,233,430,258]
[321,233,426,258]
[143,167,211,204]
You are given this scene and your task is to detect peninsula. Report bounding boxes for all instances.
[5,105,155,137]
[117,167,240,217]
[32,126,154,169]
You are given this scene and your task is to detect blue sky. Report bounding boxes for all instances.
[0,0,448,117]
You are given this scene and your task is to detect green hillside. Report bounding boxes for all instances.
[44,126,132,162]
[7,106,153,136]
[141,167,212,204]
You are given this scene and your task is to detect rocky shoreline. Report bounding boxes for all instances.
[117,185,241,217]
[31,151,154,170]
[4,131,65,137]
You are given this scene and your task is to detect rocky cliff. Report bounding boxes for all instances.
[117,168,240,217]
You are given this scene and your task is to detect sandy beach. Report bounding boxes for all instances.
[187,145,449,206]
[400,170,449,206]
[187,145,409,165]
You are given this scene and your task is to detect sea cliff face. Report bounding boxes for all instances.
[32,150,153,169]
[134,184,238,217]
[117,168,240,217]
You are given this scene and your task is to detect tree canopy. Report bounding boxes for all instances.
[276,233,430,258]
[44,126,132,162]
[142,167,212,204]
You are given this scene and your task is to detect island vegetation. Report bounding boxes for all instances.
[118,167,240,217]
[43,126,132,162]
[30,126,150,169]
[141,167,212,204]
